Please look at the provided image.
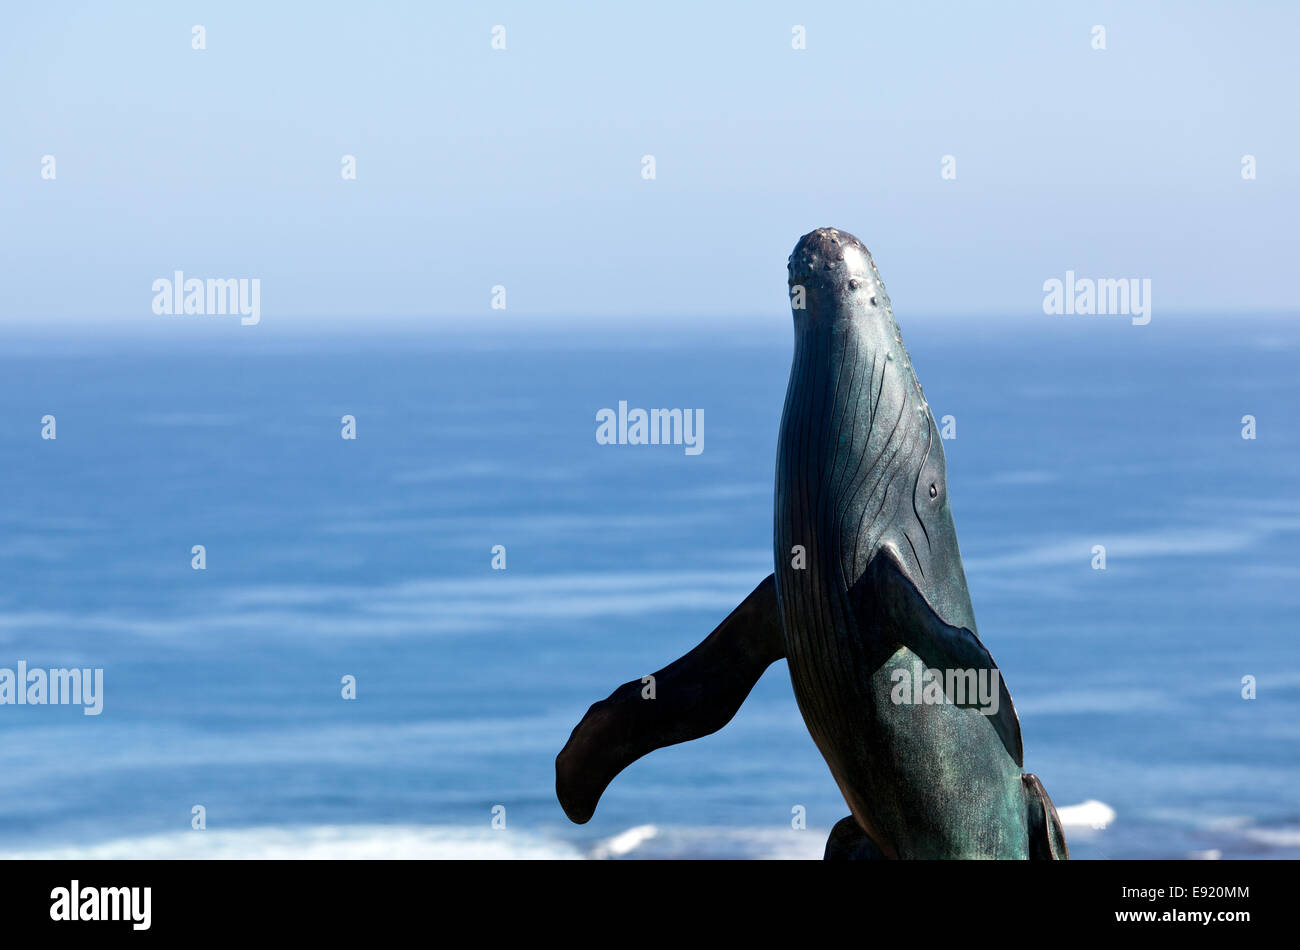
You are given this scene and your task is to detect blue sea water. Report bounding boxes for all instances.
[0,313,1296,859]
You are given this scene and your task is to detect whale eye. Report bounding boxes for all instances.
[870,296,878,306]
[929,483,938,499]
[849,278,861,290]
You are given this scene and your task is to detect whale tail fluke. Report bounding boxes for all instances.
[1022,773,1070,860]
[555,574,785,824]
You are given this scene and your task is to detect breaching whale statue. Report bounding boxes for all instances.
[556,228,1068,860]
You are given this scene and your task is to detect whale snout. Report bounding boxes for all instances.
[788,227,874,292]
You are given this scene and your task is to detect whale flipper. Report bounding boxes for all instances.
[1022,773,1070,860]
[556,574,784,824]
[861,550,1025,768]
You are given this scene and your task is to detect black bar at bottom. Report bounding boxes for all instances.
[0,858,1280,937]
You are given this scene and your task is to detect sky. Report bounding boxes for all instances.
[1,1,1296,329]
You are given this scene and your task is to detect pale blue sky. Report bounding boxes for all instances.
[2,1,1295,328]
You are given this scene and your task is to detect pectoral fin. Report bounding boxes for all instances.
[861,552,1024,767]
[555,574,785,824]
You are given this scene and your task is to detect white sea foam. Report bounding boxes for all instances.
[0,826,583,861]
[589,826,824,860]
[1056,800,1116,831]
[589,824,658,859]
[0,824,829,861]
[13,813,1300,860]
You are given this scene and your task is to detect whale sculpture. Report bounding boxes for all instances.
[556,228,1068,859]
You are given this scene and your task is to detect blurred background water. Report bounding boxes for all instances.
[0,313,1294,859]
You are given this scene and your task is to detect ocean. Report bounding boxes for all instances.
[0,312,1296,859]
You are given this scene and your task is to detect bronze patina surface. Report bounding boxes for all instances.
[556,229,1067,860]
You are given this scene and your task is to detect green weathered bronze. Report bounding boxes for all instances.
[556,228,1068,860]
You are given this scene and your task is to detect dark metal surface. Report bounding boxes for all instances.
[556,228,1068,859]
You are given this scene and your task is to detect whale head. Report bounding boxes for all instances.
[780,227,978,636]
[787,227,892,329]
